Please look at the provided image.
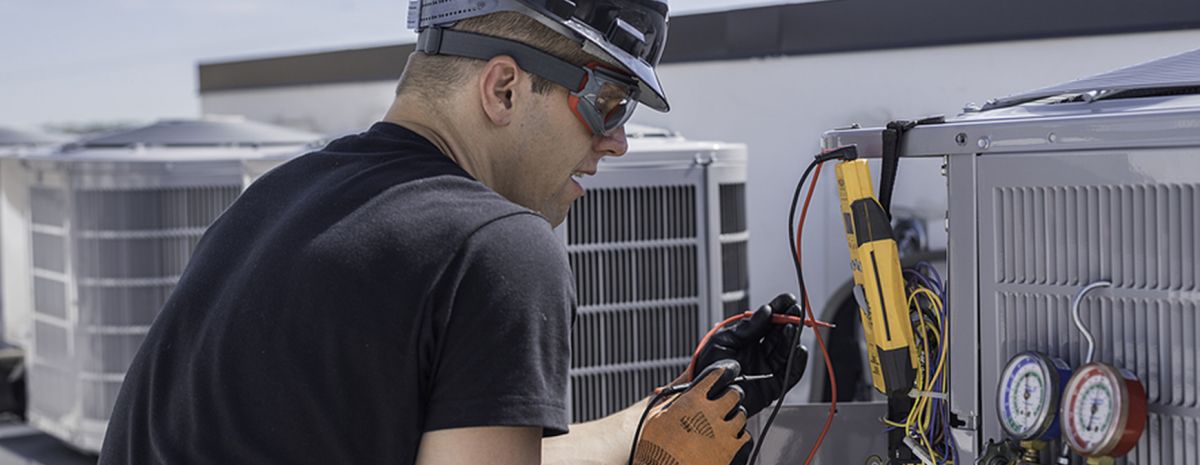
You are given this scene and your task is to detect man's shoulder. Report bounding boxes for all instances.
[375,176,549,243]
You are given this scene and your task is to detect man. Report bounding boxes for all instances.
[99,1,807,464]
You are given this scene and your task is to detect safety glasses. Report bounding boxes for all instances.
[568,63,640,136]
[416,28,641,136]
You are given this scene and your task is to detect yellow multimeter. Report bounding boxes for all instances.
[834,157,917,396]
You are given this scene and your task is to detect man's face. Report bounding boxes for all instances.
[505,83,629,227]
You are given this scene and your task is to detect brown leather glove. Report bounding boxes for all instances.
[633,360,753,465]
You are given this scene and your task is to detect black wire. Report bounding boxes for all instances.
[747,157,823,465]
[626,390,670,465]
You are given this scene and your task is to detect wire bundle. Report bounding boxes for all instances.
[748,155,838,465]
[889,263,957,465]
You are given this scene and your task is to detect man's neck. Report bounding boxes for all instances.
[382,97,497,186]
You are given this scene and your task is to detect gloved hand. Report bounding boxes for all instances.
[693,293,809,417]
[634,360,753,465]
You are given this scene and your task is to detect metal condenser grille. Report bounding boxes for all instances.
[570,247,698,307]
[987,181,1200,465]
[994,184,1198,290]
[565,185,702,422]
[719,183,750,317]
[998,294,1197,408]
[29,184,241,436]
[719,184,746,235]
[568,186,696,245]
[572,303,700,369]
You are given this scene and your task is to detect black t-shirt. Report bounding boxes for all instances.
[99,122,576,465]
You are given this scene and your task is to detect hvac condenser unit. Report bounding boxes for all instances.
[1,126,68,349]
[820,49,1200,464]
[20,118,319,452]
[243,124,750,423]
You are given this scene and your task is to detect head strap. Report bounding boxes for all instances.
[417,27,588,90]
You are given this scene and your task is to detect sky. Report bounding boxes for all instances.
[0,0,800,132]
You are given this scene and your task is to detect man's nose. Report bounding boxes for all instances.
[595,125,628,157]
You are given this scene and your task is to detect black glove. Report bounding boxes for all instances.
[693,293,808,417]
[636,360,753,465]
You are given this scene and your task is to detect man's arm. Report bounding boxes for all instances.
[411,401,645,465]
[417,396,706,465]
[543,398,650,465]
[416,426,543,465]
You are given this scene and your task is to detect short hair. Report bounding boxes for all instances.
[396,12,600,101]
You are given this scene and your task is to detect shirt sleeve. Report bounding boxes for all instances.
[423,212,576,437]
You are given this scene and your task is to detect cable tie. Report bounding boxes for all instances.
[908,388,948,400]
[903,436,937,465]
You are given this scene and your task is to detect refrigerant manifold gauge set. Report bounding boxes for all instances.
[984,282,1148,465]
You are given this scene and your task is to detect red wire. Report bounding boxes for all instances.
[796,162,837,465]
[676,159,835,465]
[681,313,833,384]
[664,160,837,465]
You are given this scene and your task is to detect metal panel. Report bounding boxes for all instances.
[78,118,320,148]
[977,148,1200,465]
[987,48,1200,110]
[748,402,890,465]
[821,104,1200,159]
[947,153,983,458]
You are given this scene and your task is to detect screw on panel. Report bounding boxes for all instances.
[955,133,967,146]
[977,136,991,150]
[1047,133,1058,143]
[693,153,713,166]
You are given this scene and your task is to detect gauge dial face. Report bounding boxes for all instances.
[998,353,1055,439]
[1063,365,1123,454]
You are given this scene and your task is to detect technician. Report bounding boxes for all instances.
[99,1,807,464]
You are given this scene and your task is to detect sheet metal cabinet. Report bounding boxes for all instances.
[817,49,1200,464]
[18,119,318,452]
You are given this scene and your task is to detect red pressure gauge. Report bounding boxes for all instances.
[1060,363,1148,458]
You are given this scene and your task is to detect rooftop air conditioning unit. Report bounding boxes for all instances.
[1,126,69,348]
[20,117,320,452]
[819,48,1200,465]
[242,123,750,424]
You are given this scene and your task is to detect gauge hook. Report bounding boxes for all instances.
[1071,280,1112,365]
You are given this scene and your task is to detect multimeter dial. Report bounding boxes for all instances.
[996,352,1070,440]
[1060,363,1148,457]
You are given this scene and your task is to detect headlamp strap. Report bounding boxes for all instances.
[416,28,588,91]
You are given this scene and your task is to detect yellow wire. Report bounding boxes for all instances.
[904,286,947,463]
[906,290,931,459]
[884,284,952,462]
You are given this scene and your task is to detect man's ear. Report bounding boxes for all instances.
[478,55,522,128]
